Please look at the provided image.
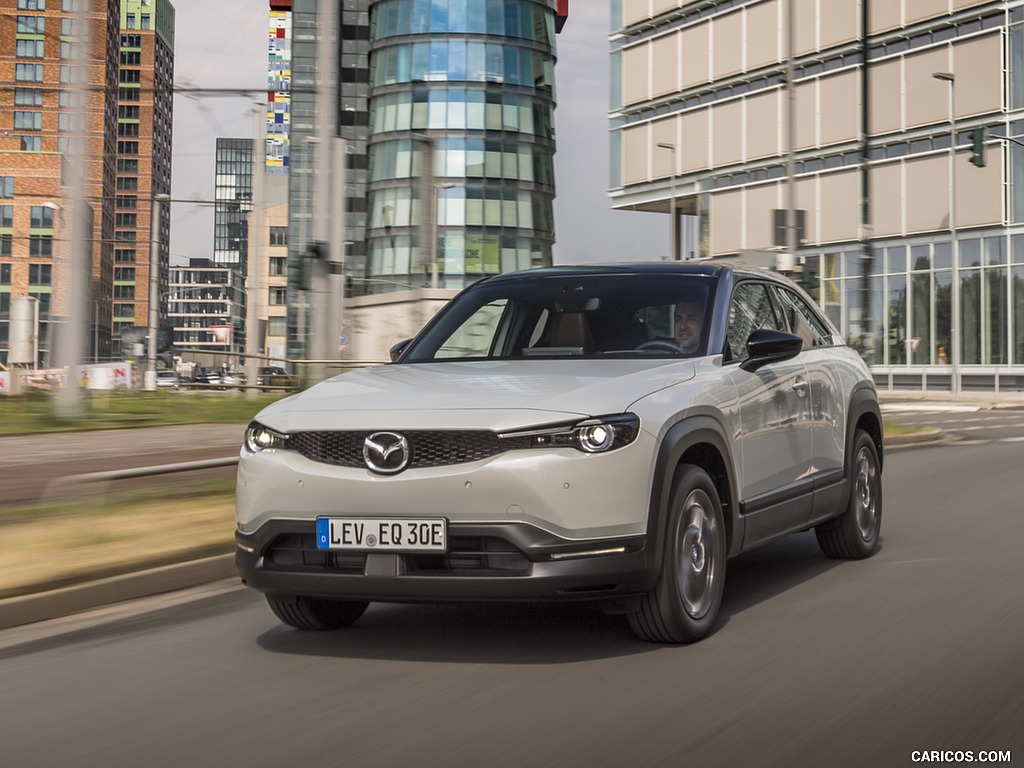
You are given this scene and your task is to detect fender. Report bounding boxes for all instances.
[644,414,743,584]
[837,382,884,511]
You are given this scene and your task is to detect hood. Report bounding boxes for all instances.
[256,359,696,433]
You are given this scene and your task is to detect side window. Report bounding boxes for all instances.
[435,299,508,359]
[726,282,783,362]
[772,287,834,350]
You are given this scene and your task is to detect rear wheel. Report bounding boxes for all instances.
[816,429,882,559]
[630,465,726,643]
[266,595,369,630]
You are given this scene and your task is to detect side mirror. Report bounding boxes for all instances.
[739,329,803,373]
[389,338,413,363]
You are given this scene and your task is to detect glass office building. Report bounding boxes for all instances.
[364,0,561,290]
[611,0,1024,392]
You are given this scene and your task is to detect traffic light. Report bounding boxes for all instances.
[969,127,986,168]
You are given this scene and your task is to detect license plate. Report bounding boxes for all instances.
[316,518,447,552]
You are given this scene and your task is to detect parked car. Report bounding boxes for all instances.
[236,263,883,643]
[256,366,295,388]
[193,368,222,386]
[155,370,179,389]
[221,371,247,386]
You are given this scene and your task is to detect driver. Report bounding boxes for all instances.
[673,299,703,354]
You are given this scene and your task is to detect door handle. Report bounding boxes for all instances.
[792,379,808,397]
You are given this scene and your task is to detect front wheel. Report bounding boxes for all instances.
[816,429,882,559]
[629,465,726,643]
[266,594,369,630]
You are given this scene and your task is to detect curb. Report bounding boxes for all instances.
[0,554,236,631]
[884,428,947,447]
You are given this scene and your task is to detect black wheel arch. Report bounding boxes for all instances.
[846,383,884,472]
[645,414,742,583]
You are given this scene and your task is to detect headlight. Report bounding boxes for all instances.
[244,421,289,453]
[500,414,640,454]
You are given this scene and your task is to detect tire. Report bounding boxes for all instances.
[816,429,882,559]
[266,594,369,631]
[630,465,726,643]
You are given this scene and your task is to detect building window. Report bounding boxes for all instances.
[119,69,141,84]
[28,264,52,285]
[118,122,139,137]
[119,88,141,102]
[114,248,136,262]
[15,63,44,82]
[116,195,137,209]
[126,13,135,29]
[1,177,13,198]
[18,0,47,9]
[14,112,42,130]
[269,257,286,276]
[1,206,13,228]
[29,236,52,257]
[115,213,137,228]
[269,227,288,246]
[114,285,135,299]
[14,88,43,106]
[120,33,141,47]
[141,14,150,30]
[114,303,135,318]
[117,141,139,155]
[1,235,11,258]
[114,267,135,282]
[269,288,287,305]
[117,159,139,173]
[18,136,42,152]
[118,105,140,120]
[30,205,54,228]
[16,15,46,34]
[268,316,287,336]
[16,40,45,59]
[120,51,141,66]
[116,177,138,191]
[1,263,10,283]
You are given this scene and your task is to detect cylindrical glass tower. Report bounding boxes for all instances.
[365,0,558,292]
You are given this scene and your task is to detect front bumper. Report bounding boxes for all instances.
[235,520,654,604]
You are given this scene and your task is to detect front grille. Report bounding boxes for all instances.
[405,537,530,575]
[288,430,533,469]
[262,534,530,577]
[264,533,366,573]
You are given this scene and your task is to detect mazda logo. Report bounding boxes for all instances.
[363,432,410,474]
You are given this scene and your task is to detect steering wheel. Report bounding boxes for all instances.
[636,339,683,354]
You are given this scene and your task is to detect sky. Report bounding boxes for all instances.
[168,0,668,267]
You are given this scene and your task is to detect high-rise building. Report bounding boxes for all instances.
[364,0,564,291]
[267,0,291,173]
[214,137,253,276]
[610,0,1023,392]
[0,0,120,367]
[282,0,568,360]
[113,0,175,358]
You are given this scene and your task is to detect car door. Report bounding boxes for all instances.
[769,285,846,484]
[723,281,813,548]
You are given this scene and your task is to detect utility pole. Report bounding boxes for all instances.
[145,194,170,391]
[246,106,265,398]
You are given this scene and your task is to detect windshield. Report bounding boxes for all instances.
[402,274,714,362]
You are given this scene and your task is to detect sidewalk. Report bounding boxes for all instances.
[0,396,1009,631]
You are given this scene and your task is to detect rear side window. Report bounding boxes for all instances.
[771,287,834,349]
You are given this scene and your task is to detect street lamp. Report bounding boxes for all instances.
[933,71,960,395]
[145,193,171,391]
[431,183,455,288]
[656,143,678,260]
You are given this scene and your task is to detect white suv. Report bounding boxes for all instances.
[236,263,883,643]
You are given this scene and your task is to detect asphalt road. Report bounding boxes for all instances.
[1,423,1022,768]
